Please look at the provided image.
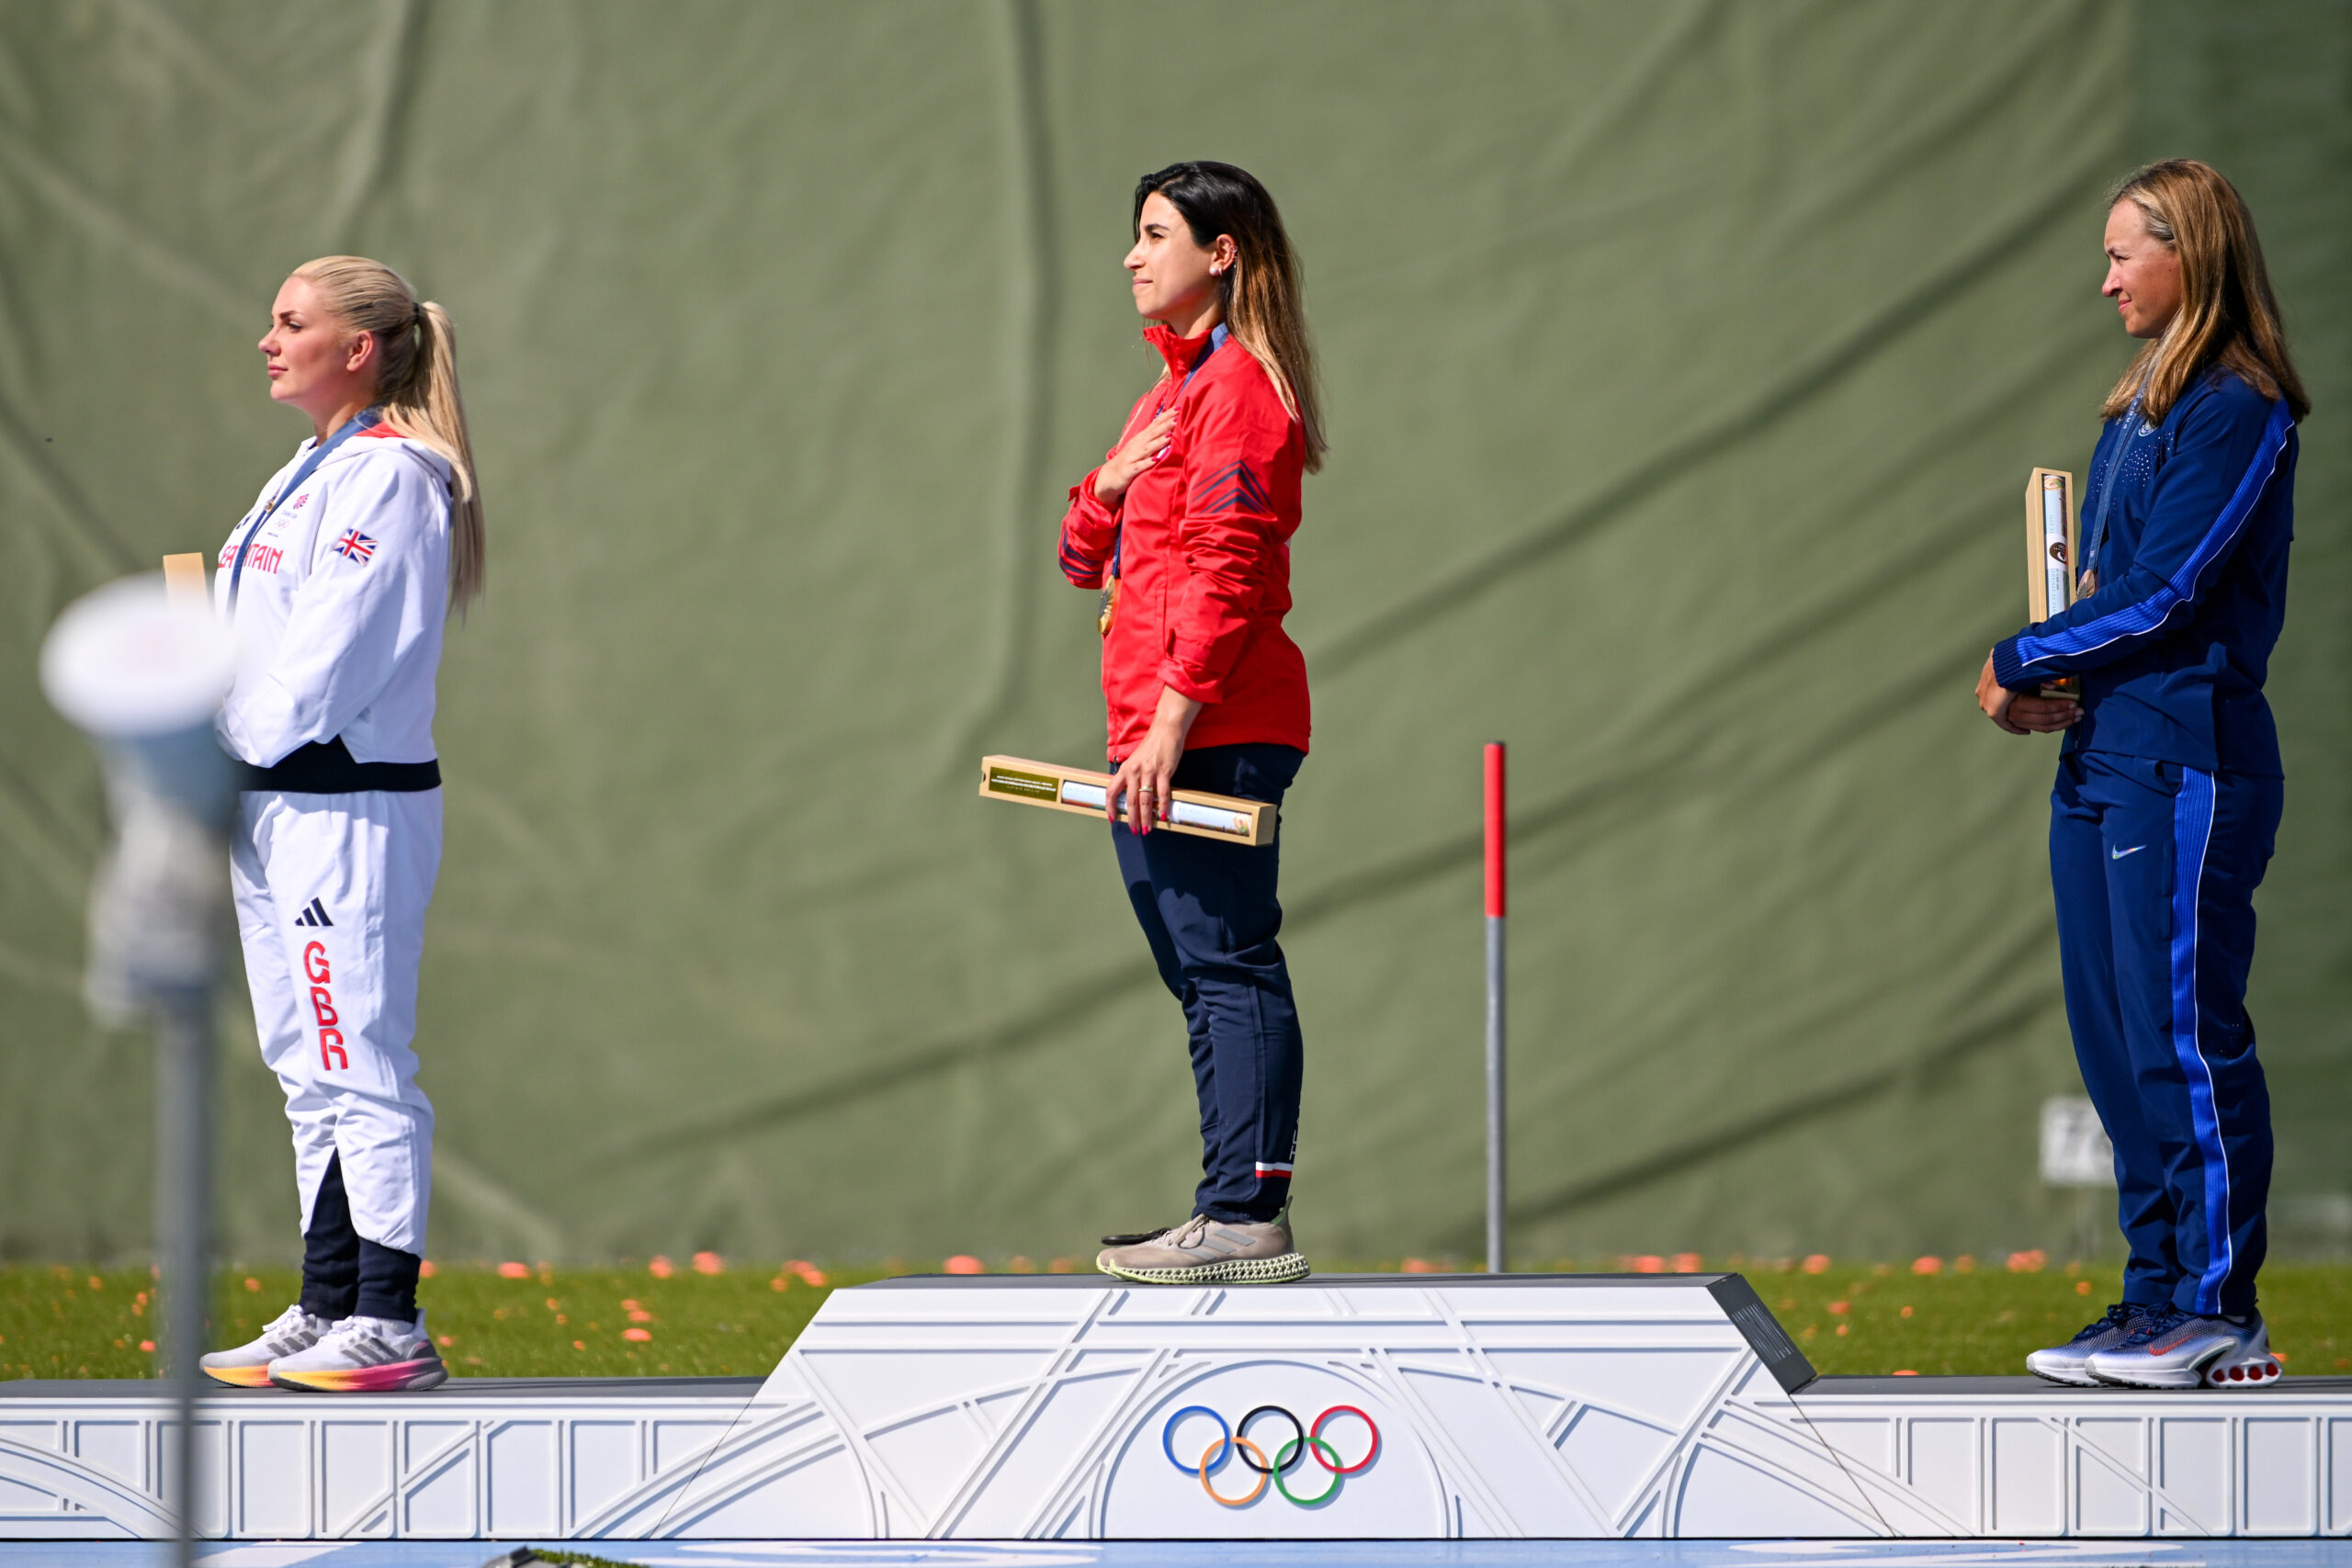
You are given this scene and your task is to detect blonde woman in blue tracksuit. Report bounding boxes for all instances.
[1978,161,2307,1390]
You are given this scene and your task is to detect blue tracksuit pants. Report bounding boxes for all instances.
[1113,742,1304,1224]
[2051,752,2278,1318]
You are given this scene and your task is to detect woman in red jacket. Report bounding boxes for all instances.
[1061,162,1325,1284]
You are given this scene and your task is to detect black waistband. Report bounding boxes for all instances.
[243,739,441,794]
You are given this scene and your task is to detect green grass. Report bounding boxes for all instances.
[5,1258,2346,1382]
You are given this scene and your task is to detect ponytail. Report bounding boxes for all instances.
[290,255,485,611]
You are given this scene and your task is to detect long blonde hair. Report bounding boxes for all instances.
[1134,162,1327,471]
[291,255,485,609]
[2100,160,2309,426]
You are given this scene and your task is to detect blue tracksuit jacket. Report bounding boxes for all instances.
[1995,367,2298,1319]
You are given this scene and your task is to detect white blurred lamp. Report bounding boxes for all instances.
[41,573,235,1568]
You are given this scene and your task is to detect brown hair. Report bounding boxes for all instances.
[290,255,485,610]
[1134,162,1327,471]
[2100,160,2309,425]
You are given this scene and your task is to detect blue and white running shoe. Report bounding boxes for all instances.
[2026,1302,2153,1387]
[2085,1306,2282,1390]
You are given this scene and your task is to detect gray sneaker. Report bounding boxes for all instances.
[2086,1307,2281,1390]
[2026,1302,2152,1387]
[1096,1211,1309,1285]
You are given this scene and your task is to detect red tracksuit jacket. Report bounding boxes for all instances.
[1059,323,1311,762]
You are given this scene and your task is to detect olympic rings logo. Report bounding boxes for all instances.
[1160,1404,1380,1507]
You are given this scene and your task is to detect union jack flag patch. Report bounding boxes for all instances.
[333,530,377,563]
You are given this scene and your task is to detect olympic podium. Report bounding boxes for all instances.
[5,1273,2350,1544]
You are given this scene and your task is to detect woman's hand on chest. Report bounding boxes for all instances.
[1093,406,1180,505]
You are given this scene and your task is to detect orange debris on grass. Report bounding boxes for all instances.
[1802,1255,1830,1274]
[649,1257,675,1278]
[1912,1257,1942,1275]
[692,1252,724,1275]
[944,1256,985,1275]
[498,1261,531,1279]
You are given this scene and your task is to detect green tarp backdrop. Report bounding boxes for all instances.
[2,2,2345,1267]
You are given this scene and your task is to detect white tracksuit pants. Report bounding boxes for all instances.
[231,788,441,1255]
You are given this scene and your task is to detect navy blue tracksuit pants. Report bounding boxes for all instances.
[2051,752,2279,1318]
[1113,742,1304,1224]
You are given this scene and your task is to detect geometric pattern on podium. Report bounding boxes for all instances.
[0,1376,771,1542]
[692,1272,1853,1540]
[1769,1374,2352,1539]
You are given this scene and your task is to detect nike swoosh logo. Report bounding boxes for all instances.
[2111,845,2146,860]
[2149,1335,2197,1355]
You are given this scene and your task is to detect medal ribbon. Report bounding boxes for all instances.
[225,407,381,613]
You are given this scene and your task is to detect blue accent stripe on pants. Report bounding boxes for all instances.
[2167,768,2233,1316]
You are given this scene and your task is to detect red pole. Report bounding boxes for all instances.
[1484,742,1506,1273]
[1484,743,1507,919]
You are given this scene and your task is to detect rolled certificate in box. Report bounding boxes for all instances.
[978,755,1276,846]
[2024,468,2080,702]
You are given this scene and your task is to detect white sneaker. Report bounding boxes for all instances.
[2085,1308,2281,1390]
[267,1309,447,1393]
[199,1303,333,1388]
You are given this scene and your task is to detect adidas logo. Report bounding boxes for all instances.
[292,897,334,929]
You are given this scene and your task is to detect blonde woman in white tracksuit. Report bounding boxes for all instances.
[199,256,483,1393]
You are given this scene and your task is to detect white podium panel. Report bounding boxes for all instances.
[0,1375,771,1541]
[692,1273,1857,1540]
[5,1275,2348,1542]
[1776,1374,2352,1539]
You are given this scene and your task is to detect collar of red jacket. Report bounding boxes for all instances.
[1144,321,1223,379]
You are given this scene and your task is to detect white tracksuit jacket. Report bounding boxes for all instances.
[215,423,453,1256]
